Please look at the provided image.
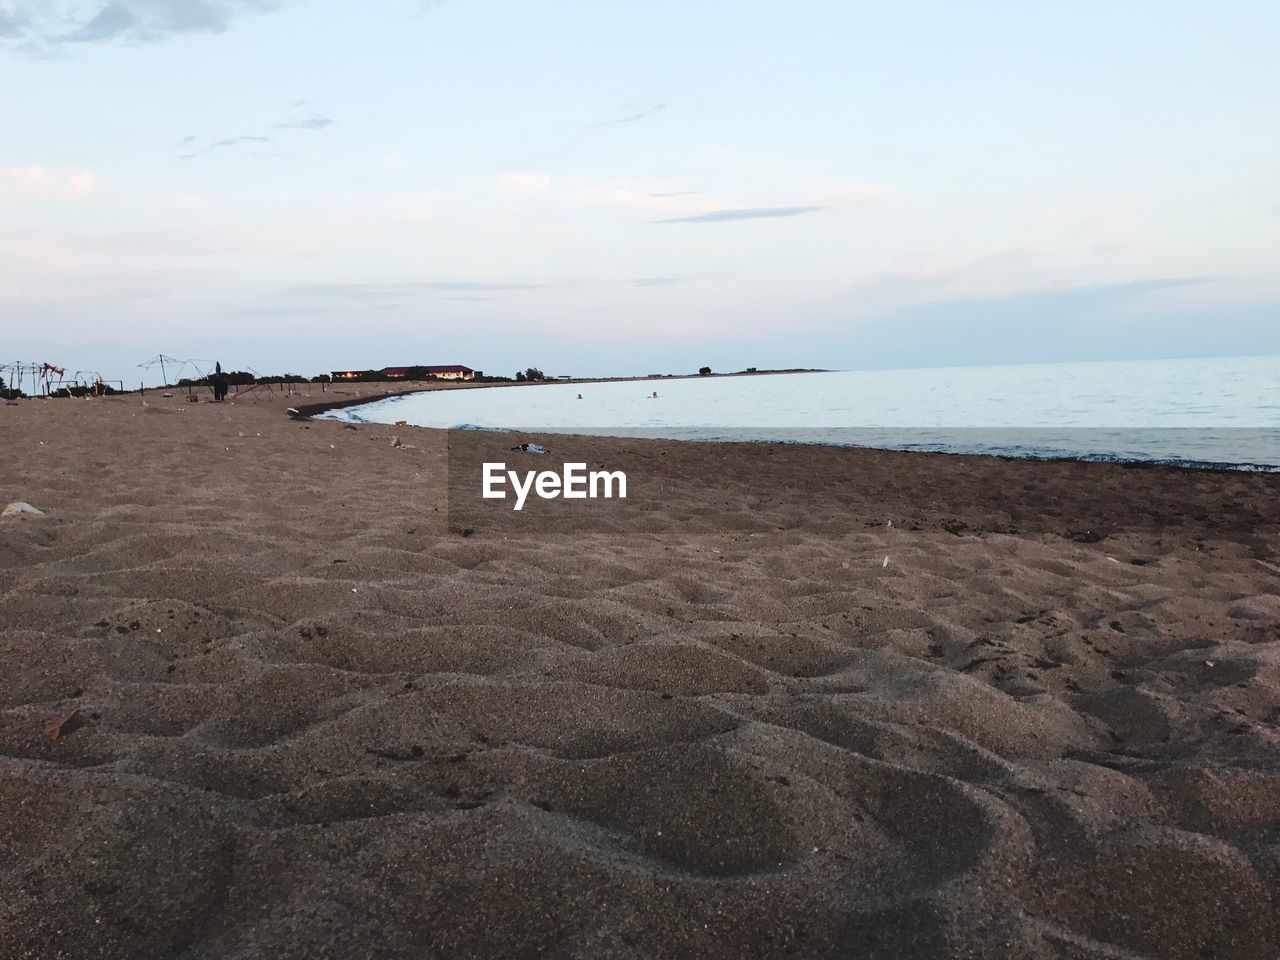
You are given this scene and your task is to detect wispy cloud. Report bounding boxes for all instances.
[575,183,704,213]
[497,171,551,194]
[653,206,825,224]
[273,112,333,131]
[591,103,666,127]
[208,135,270,149]
[0,5,31,38]
[4,1,284,48]
[290,281,547,300]
[178,135,271,159]
[175,104,329,159]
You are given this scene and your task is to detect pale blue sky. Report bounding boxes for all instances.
[2,0,1278,383]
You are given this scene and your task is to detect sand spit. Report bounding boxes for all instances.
[1,390,1278,959]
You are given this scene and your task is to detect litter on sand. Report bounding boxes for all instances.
[2,501,45,517]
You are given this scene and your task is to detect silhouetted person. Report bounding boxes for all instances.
[212,361,229,402]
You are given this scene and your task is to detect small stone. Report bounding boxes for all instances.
[2,501,44,517]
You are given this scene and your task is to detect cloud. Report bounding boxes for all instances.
[208,135,269,148]
[0,6,30,37]
[178,134,271,158]
[3,1,282,47]
[290,281,547,301]
[175,105,327,159]
[592,103,666,127]
[575,184,704,213]
[653,206,825,224]
[273,112,333,131]
[496,171,551,194]
[807,276,1230,369]
[0,165,99,197]
[65,172,99,194]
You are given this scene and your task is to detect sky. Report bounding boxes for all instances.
[2,0,1278,385]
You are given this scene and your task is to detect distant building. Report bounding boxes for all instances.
[383,365,477,381]
[330,365,478,382]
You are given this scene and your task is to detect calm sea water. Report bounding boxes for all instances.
[321,355,1280,470]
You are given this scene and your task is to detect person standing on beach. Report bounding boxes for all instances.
[212,362,229,402]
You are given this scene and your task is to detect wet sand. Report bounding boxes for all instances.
[2,388,1278,959]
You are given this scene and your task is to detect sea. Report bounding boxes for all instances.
[318,354,1280,471]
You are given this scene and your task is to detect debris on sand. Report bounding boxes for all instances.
[2,501,44,517]
[45,710,85,741]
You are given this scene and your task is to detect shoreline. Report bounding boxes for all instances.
[301,408,1280,478]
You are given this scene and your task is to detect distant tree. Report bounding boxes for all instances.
[699,366,712,376]
[524,367,546,382]
[310,374,331,383]
[515,371,527,382]
[257,373,308,384]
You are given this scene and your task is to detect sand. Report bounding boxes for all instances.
[1,387,1278,959]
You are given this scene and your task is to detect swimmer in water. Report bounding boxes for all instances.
[577,394,583,399]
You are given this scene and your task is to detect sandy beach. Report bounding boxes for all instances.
[2,387,1278,959]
